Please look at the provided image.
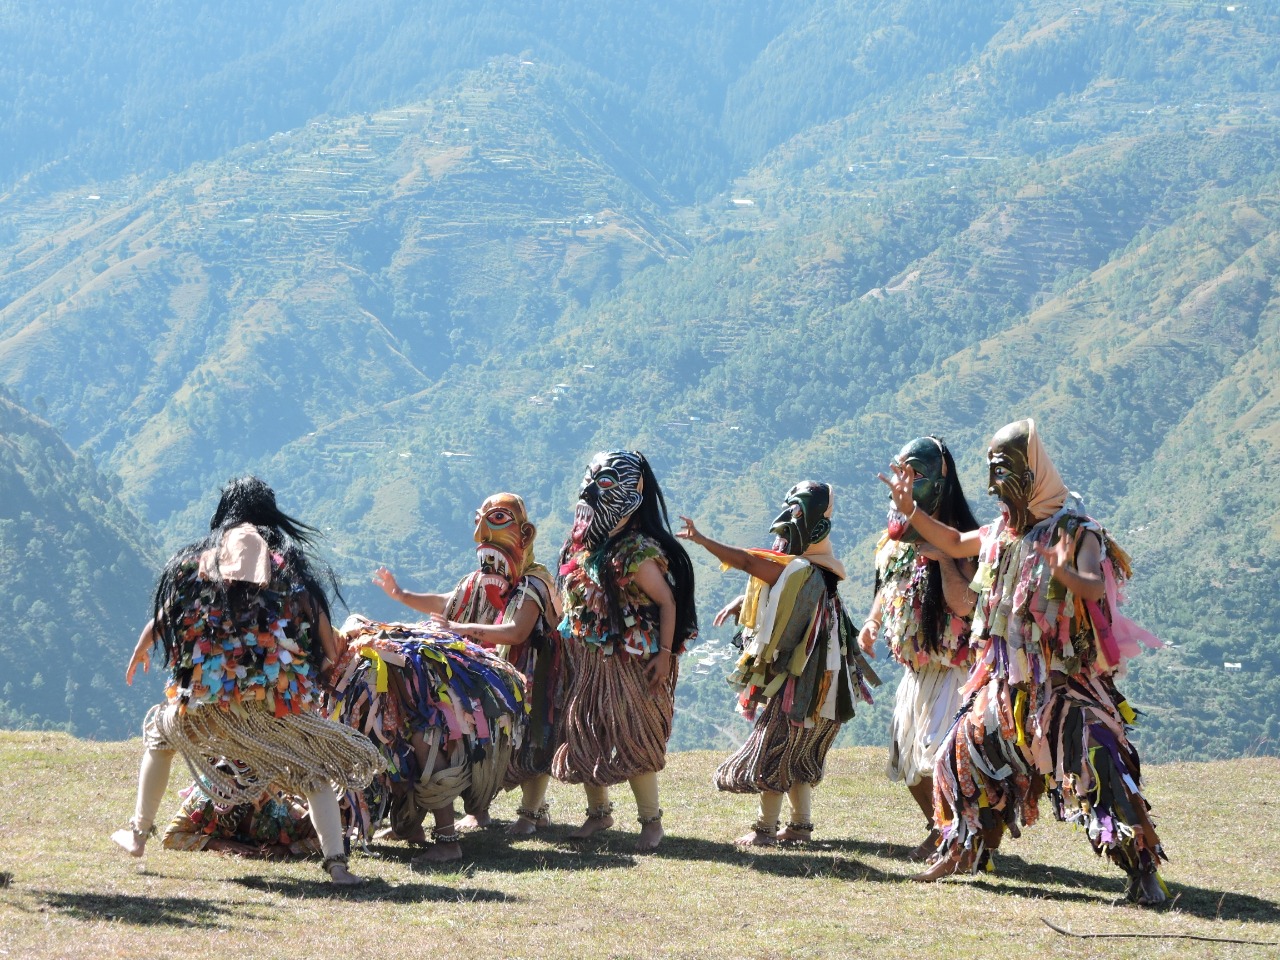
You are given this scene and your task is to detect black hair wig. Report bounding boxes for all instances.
[149,476,341,666]
[878,440,980,655]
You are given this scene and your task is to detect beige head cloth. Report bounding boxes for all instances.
[1024,419,1069,522]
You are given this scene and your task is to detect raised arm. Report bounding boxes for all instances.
[878,462,981,558]
[677,516,786,587]
[372,566,450,617]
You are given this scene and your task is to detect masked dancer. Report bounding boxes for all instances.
[374,493,564,836]
[325,615,528,863]
[679,482,877,846]
[111,477,382,885]
[882,419,1167,905]
[858,437,979,862]
[551,451,697,852]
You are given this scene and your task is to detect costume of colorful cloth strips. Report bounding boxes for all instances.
[874,537,972,670]
[160,544,319,716]
[558,530,667,656]
[727,549,876,724]
[326,616,528,783]
[966,504,1161,694]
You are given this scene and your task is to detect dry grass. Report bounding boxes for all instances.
[0,733,1277,959]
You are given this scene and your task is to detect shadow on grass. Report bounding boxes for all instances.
[953,853,1280,923]
[231,874,515,903]
[38,890,266,927]
[362,835,640,874]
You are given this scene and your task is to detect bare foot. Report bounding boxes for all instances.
[326,862,365,886]
[912,846,974,882]
[733,828,777,847]
[374,824,427,845]
[775,825,813,845]
[1135,869,1168,908]
[636,820,664,852]
[456,813,491,832]
[411,841,462,865]
[908,828,941,863]
[110,827,147,858]
[506,816,538,837]
[567,813,614,840]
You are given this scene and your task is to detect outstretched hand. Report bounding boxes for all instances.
[676,516,701,544]
[125,645,150,686]
[1033,532,1076,578]
[713,595,744,627]
[372,566,400,598]
[877,460,916,516]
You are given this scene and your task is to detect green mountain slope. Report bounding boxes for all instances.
[0,0,1277,754]
[0,391,158,737]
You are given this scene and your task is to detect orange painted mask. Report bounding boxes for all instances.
[473,493,537,606]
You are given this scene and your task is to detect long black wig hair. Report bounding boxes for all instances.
[149,476,341,667]
[877,439,980,655]
[558,452,698,653]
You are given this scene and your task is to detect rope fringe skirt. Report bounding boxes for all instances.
[145,701,381,806]
[714,696,839,795]
[551,645,677,787]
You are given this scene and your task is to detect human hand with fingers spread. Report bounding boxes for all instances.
[877,460,917,519]
[713,594,744,627]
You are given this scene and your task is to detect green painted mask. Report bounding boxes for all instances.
[770,481,832,555]
[886,436,947,542]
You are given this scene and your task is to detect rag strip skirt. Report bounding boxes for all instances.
[1039,674,1166,879]
[503,634,569,789]
[933,671,1165,883]
[551,643,678,787]
[886,661,966,787]
[713,696,840,795]
[145,700,381,806]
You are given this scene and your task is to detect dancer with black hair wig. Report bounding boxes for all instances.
[111,477,381,885]
[551,451,697,851]
[680,482,877,846]
[858,437,980,861]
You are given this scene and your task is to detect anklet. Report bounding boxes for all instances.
[785,820,814,833]
[751,819,780,835]
[584,803,614,820]
[322,854,348,874]
[516,803,552,823]
[637,809,663,826]
[430,826,461,844]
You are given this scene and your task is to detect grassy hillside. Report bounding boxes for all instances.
[0,732,1277,959]
[0,1,1277,753]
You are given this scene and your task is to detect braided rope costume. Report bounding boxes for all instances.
[552,530,681,786]
[146,529,380,805]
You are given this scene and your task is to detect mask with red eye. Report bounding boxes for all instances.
[474,493,536,600]
[569,451,644,550]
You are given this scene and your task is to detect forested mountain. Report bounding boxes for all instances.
[1,0,1277,757]
[0,389,158,737]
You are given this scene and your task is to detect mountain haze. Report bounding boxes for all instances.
[1,0,1277,756]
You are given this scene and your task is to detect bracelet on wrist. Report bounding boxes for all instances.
[906,502,918,522]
